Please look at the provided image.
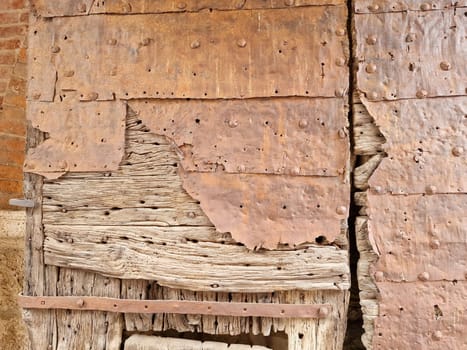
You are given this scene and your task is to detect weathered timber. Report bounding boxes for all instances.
[29,6,348,101]
[354,153,384,190]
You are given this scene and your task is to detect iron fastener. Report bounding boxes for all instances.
[366,35,377,45]
[298,119,308,129]
[416,89,428,99]
[237,39,247,48]
[420,3,432,11]
[51,46,60,53]
[374,271,384,282]
[365,63,377,73]
[425,185,437,194]
[335,57,346,67]
[440,61,451,71]
[335,28,346,36]
[452,146,464,157]
[190,40,200,49]
[336,206,346,215]
[368,4,380,12]
[418,272,430,281]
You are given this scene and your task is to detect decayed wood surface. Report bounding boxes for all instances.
[29,6,348,101]
[43,117,350,292]
[32,0,346,17]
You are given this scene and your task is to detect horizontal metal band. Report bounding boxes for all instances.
[18,295,331,319]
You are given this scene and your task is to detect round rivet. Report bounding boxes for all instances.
[121,3,131,13]
[228,119,238,128]
[433,331,443,341]
[452,146,464,157]
[51,46,60,53]
[416,90,428,99]
[141,38,151,46]
[373,185,383,194]
[187,212,196,219]
[440,61,451,71]
[76,299,85,307]
[336,206,346,215]
[338,128,347,139]
[368,4,380,12]
[32,93,41,100]
[405,33,416,42]
[367,91,378,100]
[298,119,308,128]
[420,3,431,11]
[237,38,247,48]
[318,307,329,318]
[334,88,345,97]
[426,185,437,194]
[430,239,440,249]
[67,237,73,243]
[366,35,377,45]
[418,271,430,281]
[291,167,300,175]
[85,92,99,101]
[335,28,346,36]
[78,3,87,12]
[366,63,377,73]
[107,39,117,46]
[374,271,384,282]
[177,2,187,9]
[190,40,200,49]
[237,164,246,172]
[64,70,74,77]
[284,0,295,6]
[335,57,346,66]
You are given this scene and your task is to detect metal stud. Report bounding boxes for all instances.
[51,46,60,53]
[336,206,346,215]
[367,91,378,100]
[365,63,377,73]
[121,3,131,13]
[368,4,380,12]
[190,40,200,49]
[78,3,87,13]
[237,39,247,48]
[334,88,345,97]
[64,70,75,77]
[86,92,99,101]
[32,93,41,100]
[141,38,151,46]
[107,39,117,46]
[430,239,440,249]
[405,33,416,43]
[416,89,428,99]
[291,167,300,175]
[67,237,73,243]
[440,61,451,71]
[298,119,308,129]
[187,212,196,219]
[237,164,246,173]
[418,271,430,281]
[452,146,464,157]
[425,185,437,194]
[433,331,443,341]
[338,128,347,139]
[373,185,383,194]
[228,119,238,128]
[420,3,431,11]
[366,35,377,45]
[76,299,85,307]
[335,28,346,36]
[177,2,187,9]
[374,271,384,282]
[335,57,346,67]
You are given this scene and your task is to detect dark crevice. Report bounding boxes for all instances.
[343,0,365,349]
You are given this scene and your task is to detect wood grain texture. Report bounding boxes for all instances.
[29,6,348,101]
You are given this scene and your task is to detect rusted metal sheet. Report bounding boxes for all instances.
[374,281,467,350]
[131,98,349,177]
[180,171,349,250]
[24,101,126,178]
[367,193,467,282]
[362,97,467,194]
[18,295,331,319]
[355,8,466,101]
[29,6,348,101]
[355,0,467,13]
[32,0,346,17]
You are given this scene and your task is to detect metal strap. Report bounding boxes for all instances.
[18,295,330,319]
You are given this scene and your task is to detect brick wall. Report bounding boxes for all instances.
[0,0,28,209]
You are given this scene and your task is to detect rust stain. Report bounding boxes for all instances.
[355,8,466,100]
[354,0,466,13]
[179,171,349,250]
[374,281,467,349]
[130,98,349,177]
[362,96,467,194]
[24,101,126,178]
[29,5,348,100]
[367,193,467,282]
[32,0,346,17]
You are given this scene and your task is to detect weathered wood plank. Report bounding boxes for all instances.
[29,6,348,100]
[44,224,349,292]
[354,153,384,190]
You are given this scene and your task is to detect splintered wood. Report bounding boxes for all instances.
[354,2,467,349]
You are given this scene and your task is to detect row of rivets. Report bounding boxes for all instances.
[374,271,432,282]
[366,3,433,12]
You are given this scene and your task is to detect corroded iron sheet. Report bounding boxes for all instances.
[131,98,349,177]
[32,0,346,17]
[29,6,348,101]
[355,8,466,101]
[180,171,349,249]
[355,0,467,13]
[362,97,467,194]
[374,281,467,350]
[24,101,126,178]
[367,193,467,282]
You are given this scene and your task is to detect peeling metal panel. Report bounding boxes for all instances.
[355,8,466,101]
[367,193,467,282]
[29,6,348,100]
[363,97,467,194]
[32,0,346,17]
[24,101,126,178]
[180,171,349,250]
[131,98,349,177]
[374,281,467,350]
[355,0,467,13]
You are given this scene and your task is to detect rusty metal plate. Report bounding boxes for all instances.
[367,193,467,282]
[362,97,467,194]
[29,6,348,101]
[374,281,467,349]
[180,171,349,250]
[32,0,346,17]
[355,0,467,13]
[131,98,349,177]
[355,8,466,101]
[24,101,126,178]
